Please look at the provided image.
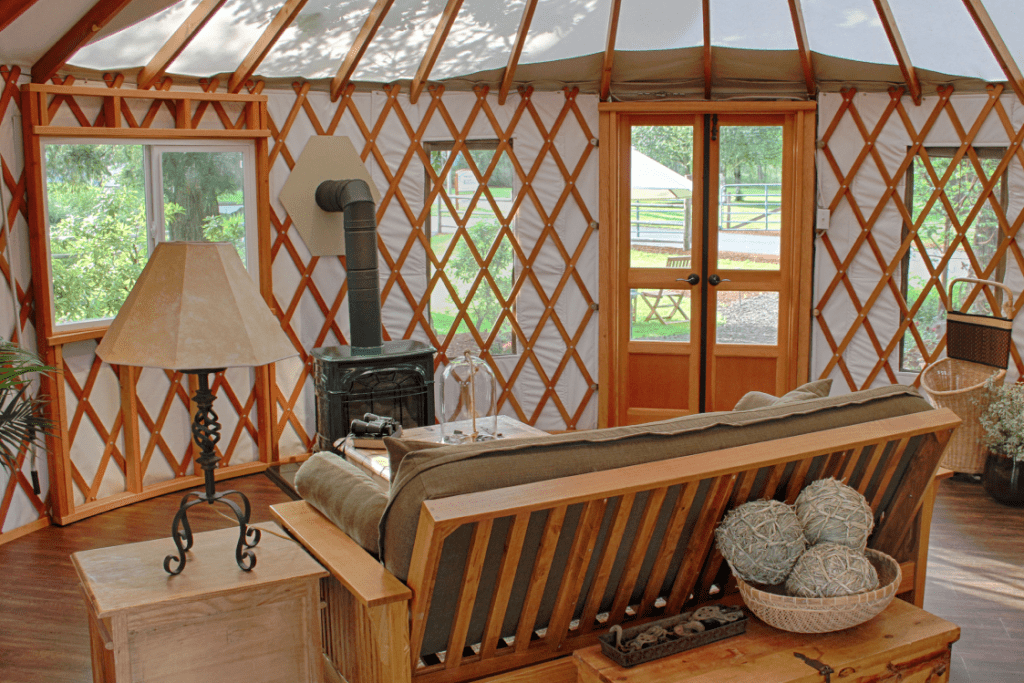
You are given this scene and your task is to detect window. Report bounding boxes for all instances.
[900,147,1008,372]
[43,141,257,328]
[423,141,517,356]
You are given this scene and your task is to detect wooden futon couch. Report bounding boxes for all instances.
[271,384,958,683]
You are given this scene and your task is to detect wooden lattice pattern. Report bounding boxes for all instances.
[18,75,269,525]
[816,85,1024,390]
[263,82,598,455]
[0,65,48,540]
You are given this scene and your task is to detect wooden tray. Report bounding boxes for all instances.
[597,605,747,668]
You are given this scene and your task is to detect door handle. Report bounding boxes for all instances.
[677,274,700,285]
[708,274,731,286]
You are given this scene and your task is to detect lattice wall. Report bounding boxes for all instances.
[0,66,47,540]
[263,84,600,457]
[814,86,1024,391]
[0,71,600,536]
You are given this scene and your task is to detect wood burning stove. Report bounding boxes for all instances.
[310,178,435,453]
[312,341,435,452]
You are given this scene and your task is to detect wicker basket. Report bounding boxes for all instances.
[920,357,1005,474]
[735,549,900,633]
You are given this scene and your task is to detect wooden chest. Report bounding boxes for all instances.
[574,599,959,683]
[72,526,328,683]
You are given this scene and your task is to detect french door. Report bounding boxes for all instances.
[599,103,817,426]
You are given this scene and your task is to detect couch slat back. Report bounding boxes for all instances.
[405,409,957,683]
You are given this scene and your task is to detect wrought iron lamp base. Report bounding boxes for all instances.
[163,369,261,575]
[163,488,261,575]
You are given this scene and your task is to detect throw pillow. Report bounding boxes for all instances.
[733,378,833,411]
[294,452,388,556]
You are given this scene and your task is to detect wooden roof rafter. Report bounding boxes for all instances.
[330,0,395,101]
[31,0,135,84]
[409,0,466,105]
[599,0,622,101]
[0,0,41,33]
[960,0,1024,105]
[871,0,922,105]
[228,0,310,94]
[787,0,816,98]
[498,0,539,105]
[137,0,228,90]
[702,0,711,99]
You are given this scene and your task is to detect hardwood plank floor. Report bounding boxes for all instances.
[0,473,1020,682]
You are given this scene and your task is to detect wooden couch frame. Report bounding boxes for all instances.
[272,408,958,683]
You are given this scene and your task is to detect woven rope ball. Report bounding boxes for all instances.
[785,542,880,598]
[715,500,806,585]
[795,478,874,552]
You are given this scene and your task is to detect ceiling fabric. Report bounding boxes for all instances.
[1,0,1022,97]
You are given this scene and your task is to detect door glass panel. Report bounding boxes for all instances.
[631,288,691,342]
[716,291,778,344]
[630,126,695,268]
[717,126,782,270]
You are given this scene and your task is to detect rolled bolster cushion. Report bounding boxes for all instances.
[294,452,389,556]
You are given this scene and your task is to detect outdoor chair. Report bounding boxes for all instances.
[636,255,691,324]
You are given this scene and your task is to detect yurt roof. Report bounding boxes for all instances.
[1,0,1022,101]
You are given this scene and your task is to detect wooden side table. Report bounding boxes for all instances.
[72,526,328,683]
[343,414,549,485]
[575,599,959,683]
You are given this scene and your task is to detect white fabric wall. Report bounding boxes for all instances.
[265,87,600,455]
[814,91,1024,391]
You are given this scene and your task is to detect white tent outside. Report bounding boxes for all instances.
[631,148,692,199]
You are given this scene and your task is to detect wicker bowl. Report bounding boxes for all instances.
[735,549,900,633]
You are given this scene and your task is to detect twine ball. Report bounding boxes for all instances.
[715,500,806,585]
[785,542,879,598]
[795,478,874,551]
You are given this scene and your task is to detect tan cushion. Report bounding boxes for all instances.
[734,378,833,411]
[382,437,445,483]
[294,452,388,556]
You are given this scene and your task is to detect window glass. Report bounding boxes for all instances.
[44,142,255,328]
[425,142,517,357]
[900,147,1007,372]
[45,144,148,325]
[161,151,247,266]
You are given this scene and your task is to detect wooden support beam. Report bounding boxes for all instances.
[330,0,395,101]
[702,0,712,99]
[787,0,816,98]
[598,0,622,101]
[408,0,465,104]
[31,0,135,84]
[498,0,539,105]
[871,0,921,104]
[961,0,1024,104]
[137,0,228,90]
[0,0,41,33]
[229,0,310,93]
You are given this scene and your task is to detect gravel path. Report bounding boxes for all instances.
[716,293,779,344]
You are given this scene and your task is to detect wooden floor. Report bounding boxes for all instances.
[0,473,1021,682]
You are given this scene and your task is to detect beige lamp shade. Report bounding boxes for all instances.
[96,242,297,370]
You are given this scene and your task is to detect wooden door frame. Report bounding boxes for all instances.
[598,101,817,427]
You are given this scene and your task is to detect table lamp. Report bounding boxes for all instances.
[96,241,297,575]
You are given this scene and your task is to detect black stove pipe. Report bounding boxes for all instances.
[315,179,382,351]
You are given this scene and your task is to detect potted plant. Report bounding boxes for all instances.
[0,340,54,483]
[977,377,1024,506]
